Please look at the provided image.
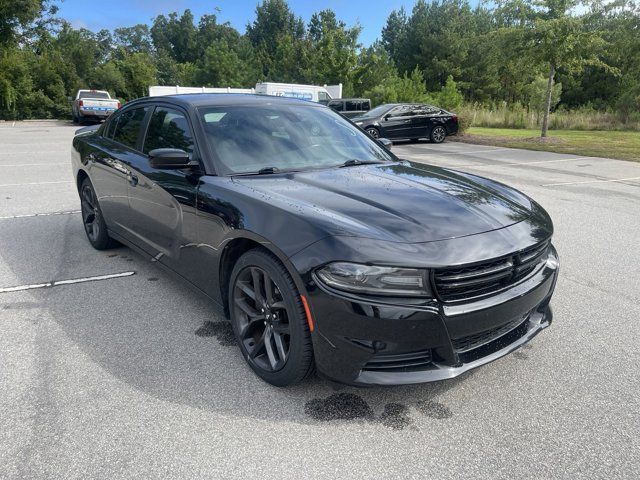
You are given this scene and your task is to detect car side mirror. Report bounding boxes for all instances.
[148,148,195,169]
[378,138,393,150]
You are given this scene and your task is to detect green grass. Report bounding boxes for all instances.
[457,128,640,162]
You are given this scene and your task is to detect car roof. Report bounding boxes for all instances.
[125,93,324,109]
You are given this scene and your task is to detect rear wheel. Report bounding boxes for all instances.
[80,178,118,250]
[229,249,314,387]
[430,126,447,143]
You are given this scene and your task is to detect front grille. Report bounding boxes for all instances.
[362,350,432,372]
[434,241,549,303]
[452,316,528,353]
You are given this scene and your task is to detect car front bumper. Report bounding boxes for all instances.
[305,246,559,386]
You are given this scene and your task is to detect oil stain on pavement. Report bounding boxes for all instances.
[195,321,236,346]
[305,393,451,429]
[416,400,453,419]
[304,393,374,421]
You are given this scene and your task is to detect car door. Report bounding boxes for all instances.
[421,105,444,136]
[408,105,431,139]
[126,104,201,279]
[88,107,149,236]
[380,105,414,139]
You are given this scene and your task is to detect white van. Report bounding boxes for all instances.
[254,82,332,104]
[148,82,341,104]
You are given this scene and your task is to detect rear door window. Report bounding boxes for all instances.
[112,107,149,150]
[143,107,194,156]
[345,100,359,111]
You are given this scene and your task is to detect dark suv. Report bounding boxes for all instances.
[327,98,371,118]
[352,103,458,143]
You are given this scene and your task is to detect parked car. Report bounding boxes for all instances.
[71,89,120,123]
[327,98,371,118]
[352,103,458,143]
[71,94,558,387]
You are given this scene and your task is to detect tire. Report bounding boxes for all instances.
[430,126,447,144]
[80,178,118,250]
[72,114,78,124]
[228,248,314,387]
[366,127,380,139]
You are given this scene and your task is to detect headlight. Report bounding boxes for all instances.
[315,262,431,297]
[355,121,363,125]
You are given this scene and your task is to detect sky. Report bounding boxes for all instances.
[56,0,421,46]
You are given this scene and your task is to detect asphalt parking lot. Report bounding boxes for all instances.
[1,121,639,479]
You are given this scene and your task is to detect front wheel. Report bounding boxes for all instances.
[366,127,380,139]
[430,126,447,143]
[229,249,314,387]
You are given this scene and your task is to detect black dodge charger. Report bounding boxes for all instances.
[352,103,459,143]
[71,94,558,387]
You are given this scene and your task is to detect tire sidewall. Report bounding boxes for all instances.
[431,126,446,143]
[81,178,112,250]
[228,249,312,387]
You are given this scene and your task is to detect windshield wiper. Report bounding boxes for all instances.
[232,166,299,176]
[339,159,385,168]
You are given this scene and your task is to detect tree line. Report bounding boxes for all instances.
[0,0,638,131]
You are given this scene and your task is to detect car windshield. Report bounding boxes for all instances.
[198,104,394,175]
[364,104,395,117]
[79,91,110,99]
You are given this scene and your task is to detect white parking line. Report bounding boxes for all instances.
[430,148,507,155]
[0,210,80,220]
[459,157,594,169]
[0,180,72,187]
[542,176,640,186]
[0,151,69,155]
[0,271,136,293]
[0,163,67,167]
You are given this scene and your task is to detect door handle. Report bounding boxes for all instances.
[128,172,138,187]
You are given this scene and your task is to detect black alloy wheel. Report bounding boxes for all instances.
[234,265,290,371]
[366,127,380,138]
[229,249,314,386]
[80,178,117,250]
[430,126,447,143]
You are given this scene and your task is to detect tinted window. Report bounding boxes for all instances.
[103,113,119,139]
[328,100,344,111]
[387,105,413,118]
[361,100,371,111]
[418,105,441,114]
[366,105,395,117]
[345,100,359,111]
[112,107,149,149]
[199,105,392,175]
[79,91,111,99]
[143,107,194,155]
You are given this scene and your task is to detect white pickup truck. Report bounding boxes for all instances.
[71,90,120,123]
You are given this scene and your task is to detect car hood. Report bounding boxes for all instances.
[233,161,541,243]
